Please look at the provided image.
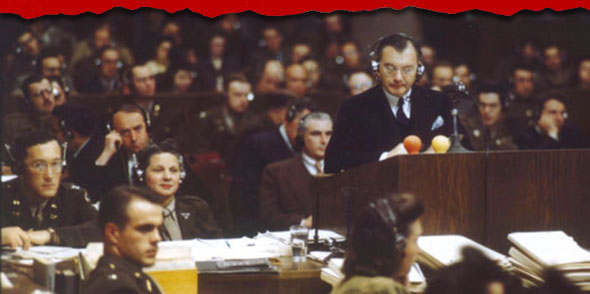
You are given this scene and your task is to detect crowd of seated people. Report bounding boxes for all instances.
[2,11,589,243]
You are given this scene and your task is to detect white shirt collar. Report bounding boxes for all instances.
[383,87,412,119]
[279,124,294,151]
[301,153,323,176]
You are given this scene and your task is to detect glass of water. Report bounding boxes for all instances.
[289,225,309,263]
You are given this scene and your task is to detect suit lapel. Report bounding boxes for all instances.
[286,158,313,212]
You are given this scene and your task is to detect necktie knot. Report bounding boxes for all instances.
[396,97,410,126]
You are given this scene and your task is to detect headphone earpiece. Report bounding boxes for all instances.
[286,103,298,122]
[416,63,425,79]
[369,198,406,253]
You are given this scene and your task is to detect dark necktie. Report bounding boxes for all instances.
[396,98,410,126]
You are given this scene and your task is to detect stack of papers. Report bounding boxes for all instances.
[507,231,590,290]
[417,235,511,270]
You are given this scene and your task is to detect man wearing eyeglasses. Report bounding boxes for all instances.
[325,33,455,173]
[1,130,99,249]
[3,75,66,146]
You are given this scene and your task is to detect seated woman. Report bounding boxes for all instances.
[332,193,424,294]
[136,141,222,240]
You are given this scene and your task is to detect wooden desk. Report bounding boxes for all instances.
[313,150,590,252]
[198,257,331,294]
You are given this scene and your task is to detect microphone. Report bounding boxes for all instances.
[443,81,470,96]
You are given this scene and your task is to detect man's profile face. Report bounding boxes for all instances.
[28,78,56,116]
[131,66,156,97]
[113,111,149,153]
[303,119,333,160]
[478,93,503,127]
[285,65,308,97]
[23,140,62,200]
[101,49,121,79]
[513,69,534,98]
[114,199,162,267]
[431,65,454,89]
[378,44,418,97]
[42,57,62,78]
[541,99,566,131]
[227,81,251,113]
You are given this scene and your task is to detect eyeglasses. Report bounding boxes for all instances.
[30,88,53,99]
[28,160,62,174]
[381,64,416,76]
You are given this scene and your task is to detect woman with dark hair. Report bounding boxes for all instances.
[332,193,424,294]
[136,140,221,240]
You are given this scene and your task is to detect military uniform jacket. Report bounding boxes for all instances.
[2,178,100,247]
[461,113,518,151]
[84,254,162,294]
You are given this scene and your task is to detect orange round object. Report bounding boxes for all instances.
[403,135,422,154]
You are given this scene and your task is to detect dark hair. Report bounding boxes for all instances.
[111,104,148,127]
[21,74,47,101]
[37,46,62,66]
[372,33,422,64]
[136,139,183,184]
[511,63,536,77]
[12,130,59,164]
[477,83,507,112]
[224,72,250,92]
[98,185,161,230]
[426,247,524,294]
[539,90,569,111]
[342,193,424,280]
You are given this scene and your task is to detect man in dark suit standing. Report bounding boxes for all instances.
[258,112,332,231]
[325,33,453,173]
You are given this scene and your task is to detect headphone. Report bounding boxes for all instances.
[369,33,425,79]
[133,151,187,185]
[94,46,124,69]
[5,140,68,175]
[369,198,407,253]
[532,92,570,122]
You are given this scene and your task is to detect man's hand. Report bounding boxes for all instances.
[95,130,122,166]
[27,230,51,246]
[538,113,559,140]
[303,216,313,228]
[1,227,32,250]
[385,143,408,159]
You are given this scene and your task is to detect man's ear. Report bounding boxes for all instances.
[104,222,121,245]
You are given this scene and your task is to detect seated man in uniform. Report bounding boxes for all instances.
[84,185,163,294]
[1,130,99,248]
[3,75,65,147]
[258,112,333,231]
[461,84,518,151]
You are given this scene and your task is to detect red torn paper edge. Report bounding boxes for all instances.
[3,0,590,19]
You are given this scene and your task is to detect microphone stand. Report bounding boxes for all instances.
[446,82,472,153]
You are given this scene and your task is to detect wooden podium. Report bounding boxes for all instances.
[313,150,590,251]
